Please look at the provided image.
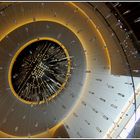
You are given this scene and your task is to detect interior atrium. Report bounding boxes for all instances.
[0,1,140,138]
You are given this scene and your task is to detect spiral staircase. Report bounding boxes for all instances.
[0,2,140,138]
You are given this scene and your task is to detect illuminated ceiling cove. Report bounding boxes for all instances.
[0,2,140,138]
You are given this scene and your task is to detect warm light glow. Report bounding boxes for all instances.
[120,85,140,138]
[118,85,140,138]
[0,3,89,137]
[0,2,113,138]
[71,3,112,72]
[8,37,71,105]
[105,84,140,138]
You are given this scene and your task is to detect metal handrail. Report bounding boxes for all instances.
[87,2,137,137]
[0,2,138,137]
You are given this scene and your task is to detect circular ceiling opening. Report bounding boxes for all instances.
[9,38,71,105]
